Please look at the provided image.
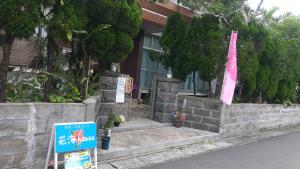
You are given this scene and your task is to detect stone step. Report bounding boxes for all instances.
[97,126,218,162]
[98,119,172,134]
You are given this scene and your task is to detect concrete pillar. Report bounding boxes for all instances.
[151,78,181,123]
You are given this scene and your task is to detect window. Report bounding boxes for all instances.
[140,34,210,94]
[140,35,166,90]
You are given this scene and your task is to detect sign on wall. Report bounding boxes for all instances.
[116,77,126,103]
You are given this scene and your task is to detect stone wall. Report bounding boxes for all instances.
[0,98,98,169]
[151,77,222,132]
[181,96,222,132]
[151,78,181,123]
[120,99,151,119]
[97,74,119,128]
[96,74,133,128]
[151,77,300,134]
[221,104,300,135]
[97,73,152,128]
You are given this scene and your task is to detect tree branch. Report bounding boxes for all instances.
[255,0,264,15]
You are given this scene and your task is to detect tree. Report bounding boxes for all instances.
[86,0,142,70]
[197,14,225,97]
[39,0,142,101]
[232,13,300,103]
[271,16,300,102]
[41,0,87,101]
[185,17,203,95]
[227,14,267,101]
[160,12,189,80]
[0,0,40,102]
[186,14,225,97]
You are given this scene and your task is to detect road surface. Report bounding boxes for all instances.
[142,131,300,169]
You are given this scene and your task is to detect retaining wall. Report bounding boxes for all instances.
[0,97,98,169]
[151,77,300,134]
[221,104,300,134]
[180,96,222,132]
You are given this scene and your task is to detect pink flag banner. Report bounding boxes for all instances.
[220,32,238,105]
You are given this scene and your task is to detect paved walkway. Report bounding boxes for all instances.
[98,124,217,161]
[98,125,300,169]
[142,131,300,169]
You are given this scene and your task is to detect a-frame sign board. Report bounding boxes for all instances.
[45,122,98,169]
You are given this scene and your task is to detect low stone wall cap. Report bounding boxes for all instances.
[102,70,121,77]
[156,77,182,83]
[185,96,222,103]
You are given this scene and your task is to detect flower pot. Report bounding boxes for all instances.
[173,120,184,128]
[102,136,111,150]
[111,64,117,72]
[114,121,121,127]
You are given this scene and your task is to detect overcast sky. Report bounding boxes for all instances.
[247,0,300,16]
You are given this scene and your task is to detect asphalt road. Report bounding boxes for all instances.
[142,131,300,169]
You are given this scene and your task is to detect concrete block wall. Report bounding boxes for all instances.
[152,78,181,123]
[152,77,300,134]
[181,96,222,133]
[0,99,98,169]
[221,104,300,135]
[151,77,222,132]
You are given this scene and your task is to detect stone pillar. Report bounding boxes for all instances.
[152,78,181,123]
[96,72,119,128]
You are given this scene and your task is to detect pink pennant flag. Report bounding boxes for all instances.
[220,32,238,105]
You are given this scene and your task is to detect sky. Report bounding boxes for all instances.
[247,0,300,16]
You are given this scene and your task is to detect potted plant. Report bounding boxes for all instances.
[101,113,114,150]
[114,116,122,127]
[101,127,111,150]
[171,112,186,128]
[114,114,126,127]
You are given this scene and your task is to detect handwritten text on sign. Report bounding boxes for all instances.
[116,77,126,103]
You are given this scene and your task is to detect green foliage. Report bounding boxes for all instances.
[194,15,225,83]
[0,0,41,102]
[87,27,133,63]
[180,0,243,16]
[276,79,297,103]
[86,0,142,66]
[264,72,279,101]
[0,0,40,39]
[104,113,115,134]
[160,12,189,80]
[48,84,81,103]
[229,13,300,104]
[5,74,47,102]
[256,68,269,95]
[5,72,81,103]
[185,17,204,74]
[243,78,256,99]
[276,80,289,102]
[43,0,87,42]
[228,15,266,100]
[159,13,226,96]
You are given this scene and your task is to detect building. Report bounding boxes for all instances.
[121,0,208,99]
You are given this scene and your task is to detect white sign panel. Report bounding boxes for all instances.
[116,77,126,103]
